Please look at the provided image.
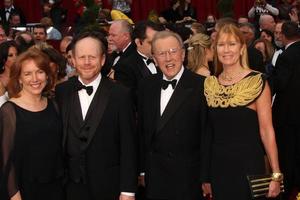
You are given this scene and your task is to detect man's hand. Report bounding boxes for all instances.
[119,194,135,200]
[11,191,22,200]
[202,183,212,199]
[138,175,145,187]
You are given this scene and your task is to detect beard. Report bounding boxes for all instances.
[275,40,284,48]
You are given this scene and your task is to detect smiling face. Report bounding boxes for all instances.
[72,37,105,84]
[152,35,185,80]
[216,33,245,68]
[19,59,47,97]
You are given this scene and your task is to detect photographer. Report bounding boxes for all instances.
[248,0,279,19]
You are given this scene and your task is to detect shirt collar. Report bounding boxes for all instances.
[137,50,149,60]
[285,40,297,50]
[121,42,131,53]
[78,72,102,89]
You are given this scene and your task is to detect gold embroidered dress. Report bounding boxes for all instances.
[204,72,267,200]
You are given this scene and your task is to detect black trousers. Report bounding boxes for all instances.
[65,180,121,200]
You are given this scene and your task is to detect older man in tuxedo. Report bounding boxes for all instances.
[107,19,136,79]
[137,31,207,200]
[55,31,137,200]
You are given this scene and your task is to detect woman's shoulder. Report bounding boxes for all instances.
[0,101,15,112]
[0,101,16,122]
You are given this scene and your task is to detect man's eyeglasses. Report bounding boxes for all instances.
[153,47,182,59]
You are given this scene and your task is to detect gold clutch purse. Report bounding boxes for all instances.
[247,174,284,199]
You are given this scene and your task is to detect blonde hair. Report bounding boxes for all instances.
[187,33,211,72]
[214,23,249,76]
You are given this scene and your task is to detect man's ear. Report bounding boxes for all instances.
[135,38,142,46]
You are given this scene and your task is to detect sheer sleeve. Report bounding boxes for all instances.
[0,102,18,199]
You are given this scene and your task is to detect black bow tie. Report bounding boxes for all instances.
[161,79,177,90]
[74,80,93,95]
[146,58,154,65]
[5,9,10,13]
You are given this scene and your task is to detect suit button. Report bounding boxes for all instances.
[85,126,90,131]
[175,130,180,135]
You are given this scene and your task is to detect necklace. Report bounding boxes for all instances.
[220,69,244,82]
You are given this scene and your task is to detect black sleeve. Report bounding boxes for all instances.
[0,102,18,199]
[199,80,212,183]
[137,80,146,174]
[118,87,138,193]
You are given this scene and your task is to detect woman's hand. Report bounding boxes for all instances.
[202,183,212,198]
[267,180,281,198]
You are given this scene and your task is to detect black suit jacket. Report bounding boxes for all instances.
[272,41,300,126]
[0,6,26,26]
[114,50,159,107]
[115,50,153,89]
[138,69,207,200]
[113,43,136,74]
[271,41,300,193]
[55,76,137,199]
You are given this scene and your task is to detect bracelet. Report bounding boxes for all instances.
[271,172,284,182]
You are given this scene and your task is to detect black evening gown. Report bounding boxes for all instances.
[204,72,267,200]
[0,100,64,200]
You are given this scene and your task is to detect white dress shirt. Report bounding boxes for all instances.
[160,66,184,115]
[78,73,101,120]
[271,49,283,66]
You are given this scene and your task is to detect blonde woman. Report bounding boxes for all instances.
[187,33,213,77]
[202,24,282,200]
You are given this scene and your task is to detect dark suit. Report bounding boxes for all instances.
[115,50,153,89]
[114,50,158,107]
[0,6,26,27]
[138,69,207,200]
[271,40,300,195]
[113,43,136,76]
[55,76,137,200]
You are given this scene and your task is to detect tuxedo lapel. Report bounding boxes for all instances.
[146,76,162,141]
[137,57,151,78]
[156,70,193,134]
[84,77,112,147]
[62,78,83,147]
